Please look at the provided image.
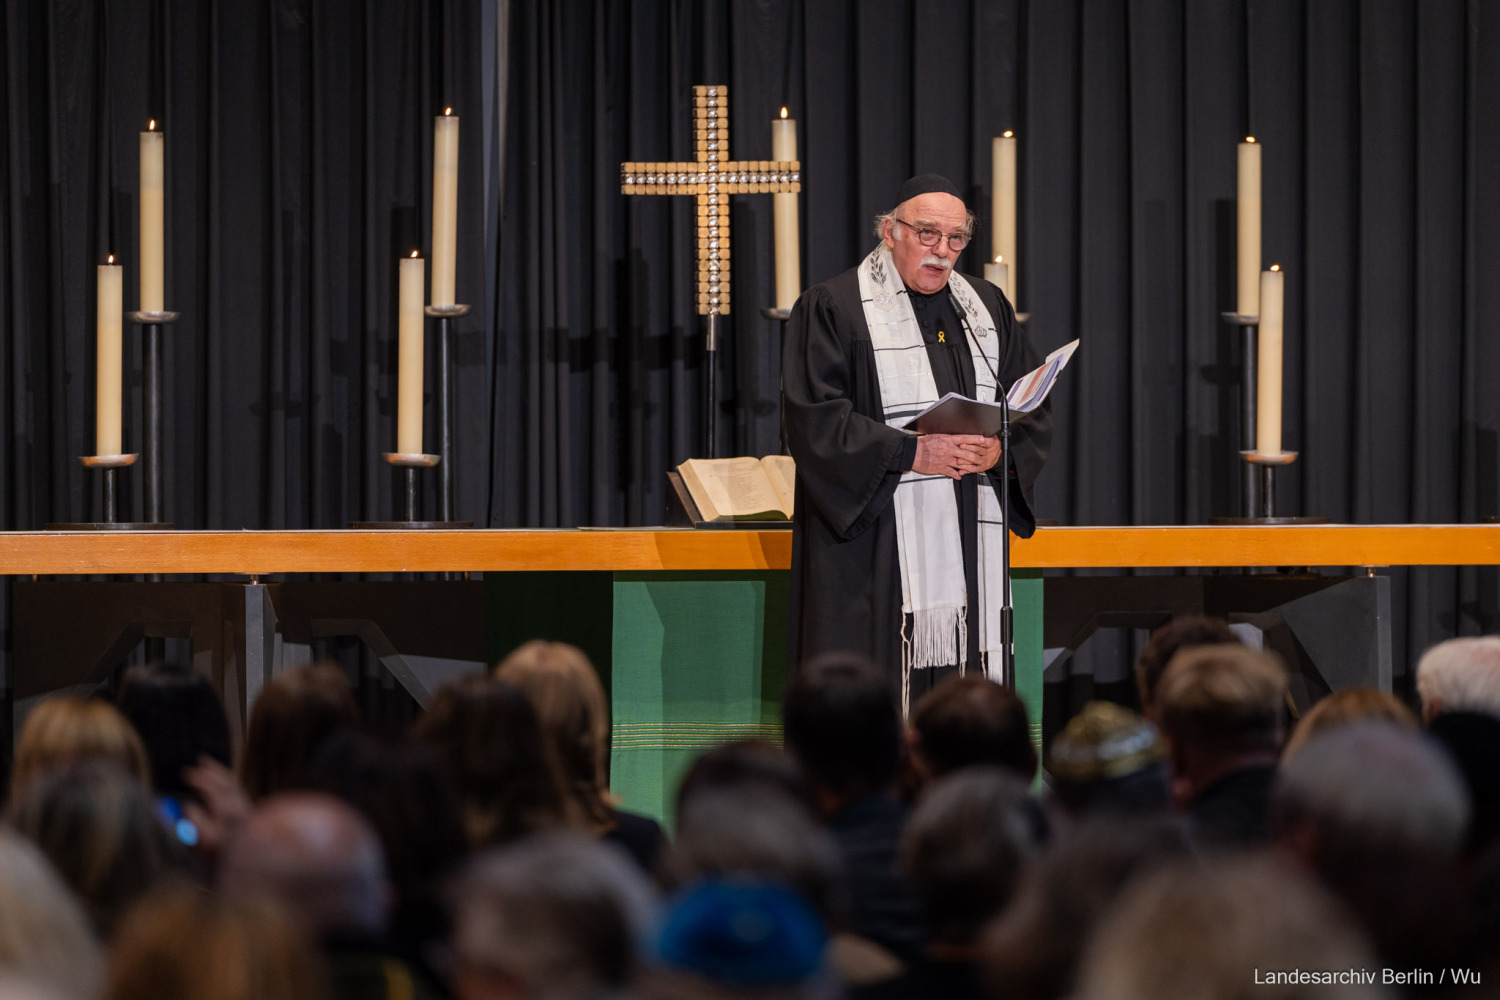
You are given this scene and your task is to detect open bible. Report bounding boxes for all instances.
[903,339,1080,435]
[675,455,796,522]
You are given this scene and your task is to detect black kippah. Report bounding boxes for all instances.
[892,173,963,208]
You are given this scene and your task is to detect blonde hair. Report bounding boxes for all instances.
[1076,857,1377,1000]
[0,826,104,1000]
[107,888,326,1000]
[12,697,150,795]
[494,642,614,828]
[1155,645,1287,752]
[1282,687,1418,765]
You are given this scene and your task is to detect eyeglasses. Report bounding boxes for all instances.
[892,217,971,252]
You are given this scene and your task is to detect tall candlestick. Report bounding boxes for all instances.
[96,257,124,455]
[1256,265,1285,455]
[984,255,1009,292]
[431,110,459,308]
[1237,137,1262,316]
[140,123,165,312]
[397,252,426,454]
[991,131,1018,305]
[771,107,801,311]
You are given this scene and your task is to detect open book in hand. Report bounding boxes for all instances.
[676,455,796,521]
[903,339,1079,436]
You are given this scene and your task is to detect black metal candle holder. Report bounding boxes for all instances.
[350,452,453,528]
[127,309,179,528]
[425,303,471,525]
[1221,310,1261,518]
[46,453,154,529]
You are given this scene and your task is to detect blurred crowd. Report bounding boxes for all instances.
[2,624,1499,1000]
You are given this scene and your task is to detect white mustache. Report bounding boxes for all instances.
[921,255,952,271]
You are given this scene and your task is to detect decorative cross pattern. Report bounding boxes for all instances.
[621,85,801,315]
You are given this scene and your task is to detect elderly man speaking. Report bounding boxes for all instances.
[782,174,1051,710]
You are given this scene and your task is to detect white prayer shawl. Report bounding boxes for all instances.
[857,243,1007,714]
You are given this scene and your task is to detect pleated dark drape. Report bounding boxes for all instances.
[4,1,1499,695]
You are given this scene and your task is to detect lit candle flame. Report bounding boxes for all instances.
[410,249,419,258]
[1003,130,1014,138]
[1270,264,1280,271]
[1246,136,1256,143]
[780,107,788,119]
[444,107,453,116]
[995,255,1003,264]
[106,254,115,264]
[148,120,157,131]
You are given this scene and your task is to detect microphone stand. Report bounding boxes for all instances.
[998,389,1014,689]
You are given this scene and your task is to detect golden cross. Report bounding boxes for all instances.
[621,85,801,316]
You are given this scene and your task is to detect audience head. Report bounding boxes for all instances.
[219,792,390,938]
[12,697,150,797]
[984,818,1192,1000]
[451,833,655,1000]
[0,826,104,1000]
[662,784,842,929]
[1425,709,1500,857]
[115,662,232,799]
[494,641,614,828]
[909,675,1035,784]
[782,653,902,806]
[1074,856,1379,1000]
[7,761,188,938]
[302,730,467,936]
[1415,636,1500,722]
[899,767,1047,948]
[1046,701,1169,818]
[106,887,326,1000]
[674,741,814,825]
[1273,721,1470,878]
[1281,686,1418,765]
[413,674,578,847]
[1134,616,1240,721]
[1155,644,1286,780]
[240,663,359,801]
[1271,722,1473,970]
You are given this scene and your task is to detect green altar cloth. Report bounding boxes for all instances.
[491,567,1043,830]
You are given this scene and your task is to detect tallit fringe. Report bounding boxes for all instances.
[911,606,964,670]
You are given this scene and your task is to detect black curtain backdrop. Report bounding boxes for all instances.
[4,1,1499,694]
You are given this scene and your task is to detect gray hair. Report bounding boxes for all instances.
[872,208,979,241]
[0,828,103,1000]
[453,833,656,995]
[900,767,1046,945]
[660,785,842,924]
[1272,721,1470,863]
[1415,636,1500,718]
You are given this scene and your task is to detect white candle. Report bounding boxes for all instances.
[96,257,124,455]
[397,252,426,454]
[984,255,1009,292]
[140,123,165,312]
[431,110,459,308]
[1237,137,1262,316]
[1256,265,1285,455]
[771,108,801,311]
[991,132,1018,305]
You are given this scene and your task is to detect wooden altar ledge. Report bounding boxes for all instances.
[2,524,1499,577]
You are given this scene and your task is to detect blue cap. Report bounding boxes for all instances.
[651,880,828,988]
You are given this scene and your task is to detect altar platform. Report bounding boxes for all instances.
[5,525,1498,824]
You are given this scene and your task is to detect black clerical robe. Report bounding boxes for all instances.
[782,266,1051,689]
